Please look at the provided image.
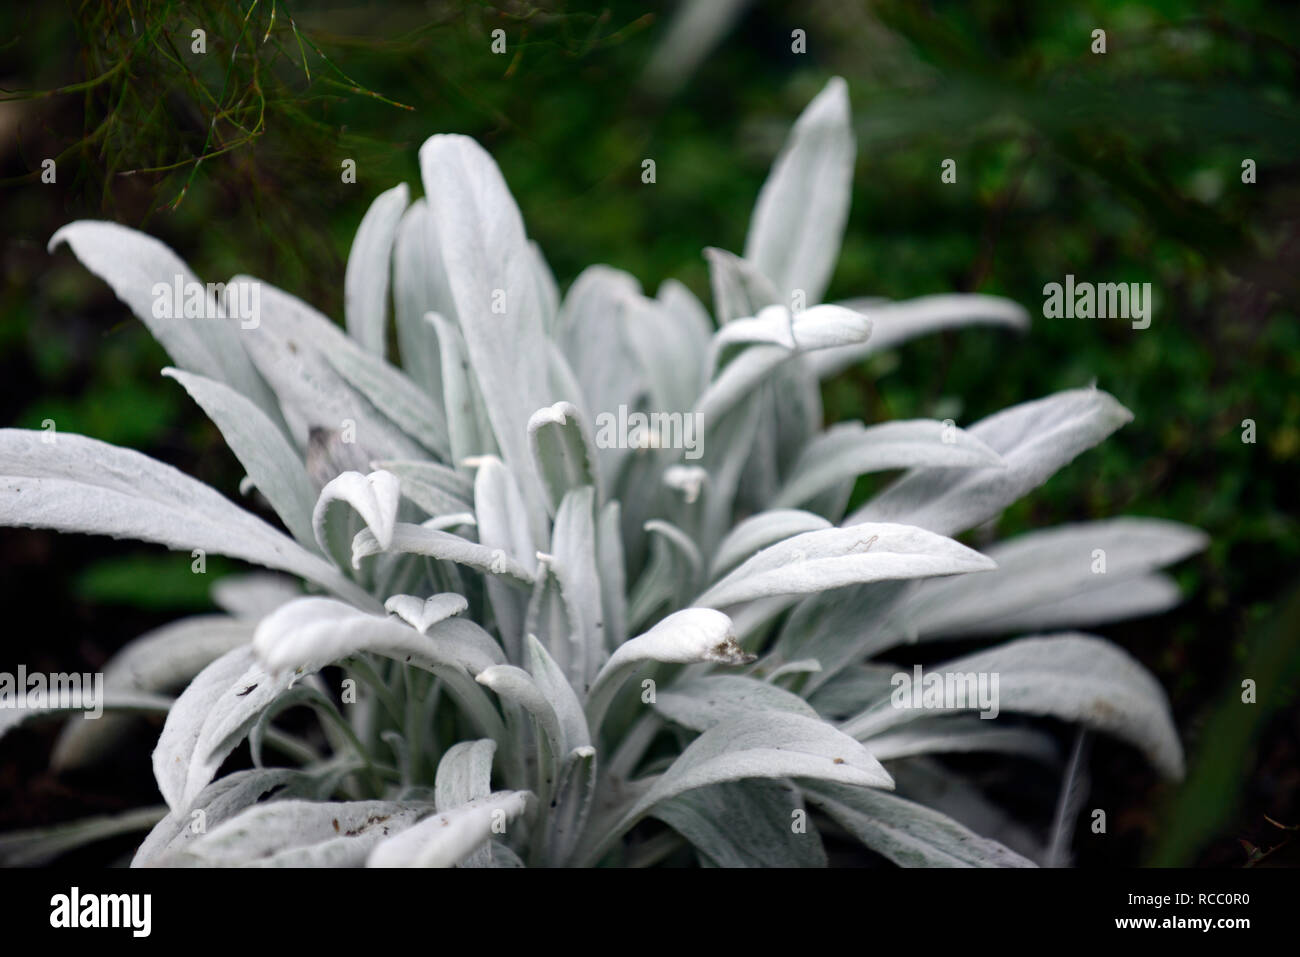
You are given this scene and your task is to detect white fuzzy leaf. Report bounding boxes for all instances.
[48,222,279,422]
[0,429,373,608]
[425,311,498,465]
[544,745,598,867]
[697,317,870,425]
[547,343,594,430]
[51,616,254,770]
[384,593,467,635]
[765,658,823,683]
[865,715,1060,763]
[709,304,870,372]
[736,381,783,511]
[253,597,507,747]
[436,743,505,870]
[698,523,995,608]
[847,388,1133,536]
[813,293,1030,380]
[969,574,1184,636]
[313,469,401,569]
[627,522,690,633]
[774,419,1005,509]
[636,519,702,619]
[253,596,503,677]
[709,509,832,580]
[344,183,408,356]
[585,608,750,733]
[651,779,826,867]
[655,674,819,732]
[621,292,708,415]
[529,240,560,333]
[583,711,892,864]
[556,266,647,486]
[804,782,1036,868]
[187,799,432,867]
[662,464,708,507]
[525,634,592,753]
[744,76,855,304]
[924,519,1203,633]
[434,739,497,812]
[235,280,428,462]
[525,559,574,683]
[93,616,254,696]
[548,487,606,691]
[471,456,537,658]
[133,767,306,866]
[477,664,566,798]
[772,582,916,694]
[694,386,765,554]
[211,573,302,619]
[597,500,628,651]
[655,278,714,376]
[163,368,318,550]
[841,633,1184,778]
[354,522,534,585]
[771,355,824,479]
[889,758,1047,863]
[321,336,449,458]
[704,247,780,325]
[473,456,540,568]
[391,200,447,399]
[54,622,241,763]
[528,402,601,514]
[373,458,473,516]
[152,646,296,812]
[366,792,532,867]
[419,135,552,526]
[904,518,1206,640]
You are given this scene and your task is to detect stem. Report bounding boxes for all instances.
[262,728,320,766]
[345,656,403,726]
[626,829,685,868]
[606,711,662,782]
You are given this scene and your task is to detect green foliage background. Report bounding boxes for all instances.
[1,0,1297,866]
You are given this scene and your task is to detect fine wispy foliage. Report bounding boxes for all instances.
[0,77,1205,868]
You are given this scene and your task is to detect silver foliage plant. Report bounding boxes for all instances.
[0,77,1206,868]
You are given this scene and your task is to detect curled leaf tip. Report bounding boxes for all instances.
[663,465,708,504]
[527,402,573,432]
[707,635,757,666]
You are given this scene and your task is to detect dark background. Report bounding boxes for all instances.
[1,0,1297,866]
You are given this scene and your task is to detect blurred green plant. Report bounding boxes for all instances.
[1149,580,1300,866]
